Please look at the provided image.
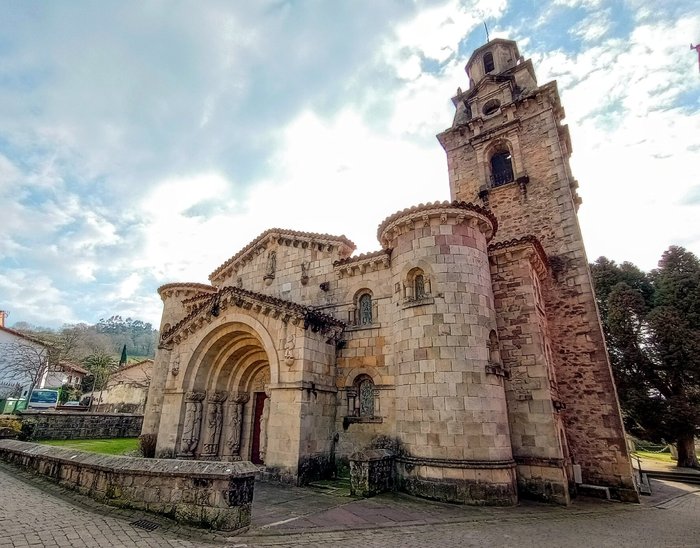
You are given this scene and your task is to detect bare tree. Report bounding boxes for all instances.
[0,340,52,399]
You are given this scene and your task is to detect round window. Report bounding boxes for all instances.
[483,99,501,116]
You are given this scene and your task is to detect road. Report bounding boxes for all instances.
[1,461,699,547]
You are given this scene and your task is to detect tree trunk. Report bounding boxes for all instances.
[676,432,699,468]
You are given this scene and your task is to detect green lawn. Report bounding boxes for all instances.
[40,438,139,456]
[632,450,676,463]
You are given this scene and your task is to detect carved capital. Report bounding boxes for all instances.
[185,391,206,402]
[232,393,250,405]
[208,390,229,403]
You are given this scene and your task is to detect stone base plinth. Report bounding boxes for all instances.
[396,457,517,506]
[515,460,570,505]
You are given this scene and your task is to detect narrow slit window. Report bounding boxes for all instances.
[483,52,495,73]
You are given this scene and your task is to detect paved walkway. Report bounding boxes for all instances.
[1,461,699,547]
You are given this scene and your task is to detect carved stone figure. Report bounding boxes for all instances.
[284,333,295,366]
[223,393,250,459]
[201,391,228,458]
[264,250,276,285]
[258,388,271,462]
[179,391,206,458]
[300,261,309,285]
[170,354,180,377]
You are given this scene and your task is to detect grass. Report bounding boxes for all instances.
[40,438,140,456]
[632,450,676,463]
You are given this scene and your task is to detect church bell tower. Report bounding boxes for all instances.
[438,39,638,501]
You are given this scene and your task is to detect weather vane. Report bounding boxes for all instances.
[484,22,489,43]
[692,43,700,73]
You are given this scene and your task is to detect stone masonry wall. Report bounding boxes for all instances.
[0,440,257,532]
[489,241,569,504]
[439,69,637,499]
[21,411,143,440]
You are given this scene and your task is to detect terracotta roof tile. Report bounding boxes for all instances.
[376,200,498,243]
[333,249,392,267]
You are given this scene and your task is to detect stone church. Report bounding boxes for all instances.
[143,38,638,505]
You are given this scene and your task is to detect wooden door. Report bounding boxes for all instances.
[250,391,267,464]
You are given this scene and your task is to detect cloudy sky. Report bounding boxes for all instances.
[0,0,698,329]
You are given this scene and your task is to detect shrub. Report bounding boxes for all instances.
[0,417,22,439]
[139,433,157,458]
[17,419,35,441]
[0,417,22,431]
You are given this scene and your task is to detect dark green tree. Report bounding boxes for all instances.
[591,246,700,468]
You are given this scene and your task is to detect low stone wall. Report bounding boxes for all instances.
[20,411,143,440]
[350,448,394,497]
[0,440,257,531]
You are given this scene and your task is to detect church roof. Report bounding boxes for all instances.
[209,228,356,284]
[160,286,345,347]
[333,248,391,267]
[465,38,519,73]
[157,282,216,298]
[376,200,498,244]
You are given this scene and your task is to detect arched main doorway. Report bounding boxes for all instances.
[178,322,275,463]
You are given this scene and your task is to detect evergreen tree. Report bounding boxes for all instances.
[591,246,700,468]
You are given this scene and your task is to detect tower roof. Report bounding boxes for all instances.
[465,38,519,72]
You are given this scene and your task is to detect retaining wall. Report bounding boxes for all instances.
[0,440,257,531]
[20,411,143,440]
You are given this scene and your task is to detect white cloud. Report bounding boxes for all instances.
[1,0,699,329]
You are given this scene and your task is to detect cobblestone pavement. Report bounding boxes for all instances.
[1,461,699,548]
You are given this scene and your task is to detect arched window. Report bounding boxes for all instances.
[348,374,376,417]
[414,274,425,299]
[488,330,501,364]
[490,149,514,187]
[359,293,372,325]
[358,377,375,416]
[405,267,431,302]
[483,52,495,73]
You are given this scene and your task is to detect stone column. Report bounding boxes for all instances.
[223,393,250,461]
[201,391,228,460]
[178,391,206,458]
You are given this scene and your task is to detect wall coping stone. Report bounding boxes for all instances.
[350,448,394,462]
[0,440,258,479]
[19,411,145,418]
